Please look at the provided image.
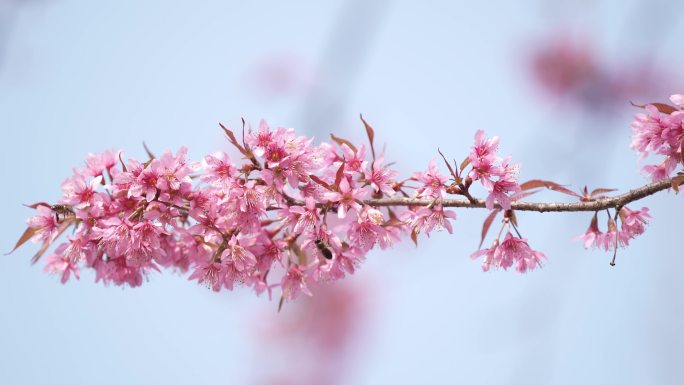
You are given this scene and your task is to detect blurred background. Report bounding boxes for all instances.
[1,0,683,384]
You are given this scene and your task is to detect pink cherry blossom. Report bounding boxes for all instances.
[61,173,102,206]
[324,177,365,219]
[281,266,312,301]
[574,214,602,249]
[201,151,236,187]
[340,144,368,174]
[27,205,59,243]
[469,130,501,188]
[471,233,545,273]
[619,206,650,240]
[44,243,80,284]
[364,157,398,196]
[221,236,257,272]
[404,206,456,236]
[413,159,448,199]
[188,260,226,292]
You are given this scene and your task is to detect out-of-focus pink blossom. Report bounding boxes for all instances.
[527,33,671,113]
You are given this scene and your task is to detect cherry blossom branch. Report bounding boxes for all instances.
[7,93,684,303]
[360,178,681,212]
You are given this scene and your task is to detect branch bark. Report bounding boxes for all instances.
[361,178,680,212]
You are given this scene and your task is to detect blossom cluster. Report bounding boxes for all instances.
[631,94,684,181]
[575,207,651,251]
[11,117,542,300]
[12,93,684,300]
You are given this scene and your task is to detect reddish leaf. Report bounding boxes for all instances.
[23,202,51,209]
[31,219,73,264]
[309,175,333,191]
[410,228,418,246]
[511,189,542,200]
[142,141,156,160]
[590,188,617,197]
[519,180,551,191]
[438,148,458,180]
[5,227,38,255]
[330,134,357,153]
[631,101,678,115]
[241,118,248,151]
[334,162,346,189]
[360,114,376,161]
[459,156,471,174]
[508,211,519,228]
[519,179,581,198]
[479,209,500,249]
[118,151,128,172]
[219,123,249,156]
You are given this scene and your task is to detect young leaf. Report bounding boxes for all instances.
[590,188,618,198]
[5,227,38,255]
[630,101,678,115]
[479,209,500,249]
[309,175,334,191]
[437,148,458,180]
[360,114,376,161]
[142,141,156,160]
[511,189,542,200]
[334,162,346,190]
[219,123,249,156]
[410,228,419,246]
[23,202,51,210]
[31,219,73,264]
[118,151,128,172]
[519,180,580,198]
[330,134,357,153]
[460,156,471,174]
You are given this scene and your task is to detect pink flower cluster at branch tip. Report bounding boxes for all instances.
[10,93,684,301]
[471,232,546,273]
[630,95,684,181]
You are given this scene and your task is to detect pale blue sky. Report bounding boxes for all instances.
[1,1,683,384]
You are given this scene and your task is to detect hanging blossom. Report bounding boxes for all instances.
[8,94,684,303]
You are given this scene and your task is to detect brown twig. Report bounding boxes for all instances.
[309,178,679,212]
